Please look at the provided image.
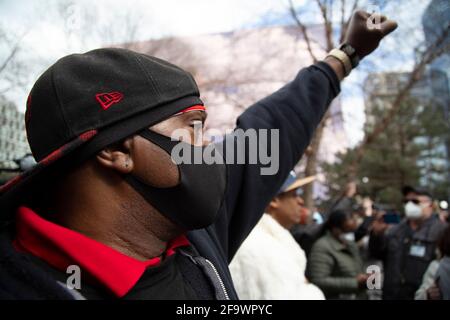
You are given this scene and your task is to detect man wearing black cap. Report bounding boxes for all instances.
[369,187,447,300]
[0,11,397,299]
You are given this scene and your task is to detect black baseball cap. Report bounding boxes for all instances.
[402,186,433,200]
[0,48,204,216]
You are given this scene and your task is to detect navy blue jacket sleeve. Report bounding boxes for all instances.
[208,62,341,262]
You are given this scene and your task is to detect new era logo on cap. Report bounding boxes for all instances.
[95,91,124,110]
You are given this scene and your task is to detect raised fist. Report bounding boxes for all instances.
[343,10,398,59]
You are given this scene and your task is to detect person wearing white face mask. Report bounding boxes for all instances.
[404,199,426,220]
[369,187,447,300]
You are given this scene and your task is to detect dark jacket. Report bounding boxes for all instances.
[369,214,447,300]
[0,62,340,299]
[291,223,322,257]
[307,232,365,300]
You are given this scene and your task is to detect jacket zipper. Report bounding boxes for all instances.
[204,258,230,300]
[179,250,230,300]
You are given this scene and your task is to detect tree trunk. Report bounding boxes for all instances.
[303,111,330,210]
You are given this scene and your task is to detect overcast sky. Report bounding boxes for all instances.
[0,0,432,146]
[0,0,292,109]
[0,0,292,53]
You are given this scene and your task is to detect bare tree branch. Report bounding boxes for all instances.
[0,45,19,75]
[0,28,27,76]
[340,0,346,41]
[288,0,319,63]
[340,0,359,43]
[315,0,335,50]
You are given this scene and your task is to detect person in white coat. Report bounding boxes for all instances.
[230,171,325,300]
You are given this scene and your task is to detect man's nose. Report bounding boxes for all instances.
[201,136,211,146]
[191,132,211,147]
[192,136,210,146]
[192,126,210,146]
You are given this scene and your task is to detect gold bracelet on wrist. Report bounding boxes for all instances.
[326,48,352,77]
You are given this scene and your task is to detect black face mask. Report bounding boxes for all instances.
[124,129,226,230]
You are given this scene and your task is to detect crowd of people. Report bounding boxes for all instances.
[231,177,450,300]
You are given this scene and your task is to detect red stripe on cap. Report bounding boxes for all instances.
[0,175,22,193]
[40,129,98,165]
[0,130,98,195]
[79,129,98,141]
[174,105,206,116]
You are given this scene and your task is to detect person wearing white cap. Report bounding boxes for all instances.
[229,171,324,300]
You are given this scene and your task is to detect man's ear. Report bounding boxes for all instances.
[269,197,280,209]
[96,138,134,174]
